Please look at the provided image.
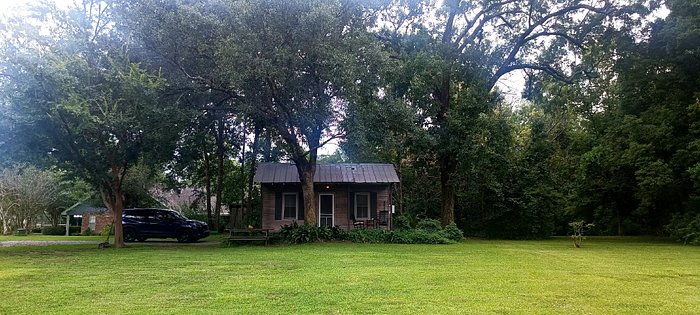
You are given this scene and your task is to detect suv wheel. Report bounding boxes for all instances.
[124,228,137,242]
[176,230,192,243]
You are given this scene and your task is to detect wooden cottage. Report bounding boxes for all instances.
[254,163,400,231]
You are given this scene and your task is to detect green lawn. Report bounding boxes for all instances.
[1,237,698,314]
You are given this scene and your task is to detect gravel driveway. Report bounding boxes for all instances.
[0,240,101,247]
[0,240,220,247]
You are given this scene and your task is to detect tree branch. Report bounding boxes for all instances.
[497,64,575,85]
[488,2,610,89]
[302,132,346,158]
[524,31,584,49]
[459,10,524,52]
[454,0,519,49]
[264,77,296,129]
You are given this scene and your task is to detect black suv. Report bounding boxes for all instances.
[122,208,209,243]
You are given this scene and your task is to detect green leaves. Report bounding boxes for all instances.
[1,0,184,191]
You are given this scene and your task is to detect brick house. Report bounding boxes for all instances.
[62,203,111,235]
[254,163,400,231]
[80,209,113,235]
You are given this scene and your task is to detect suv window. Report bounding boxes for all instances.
[124,210,143,219]
[124,209,156,220]
[154,210,180,221]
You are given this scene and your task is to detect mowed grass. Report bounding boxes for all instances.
[1,237,699,314]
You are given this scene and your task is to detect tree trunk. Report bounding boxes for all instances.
[437,9,458,227]
[101,164,125,248]
[617,209,624,236]
[300,166,317,226]
[437,70,457,226]
[396,160,404,214]
[214,117,225,231]
[293,127,321,227]
[112,188,125,248]
[215,150,224,231]
[245,124,261,225]
[235,121,246,228]
[0,208,9,235]
[50,210,61,227]
[203,151,212,228]
[440,157,456,226]
[232,206,243,228]
[262,130,273,162]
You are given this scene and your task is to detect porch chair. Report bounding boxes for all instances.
[351,214,365,228]
[378,211,389,228]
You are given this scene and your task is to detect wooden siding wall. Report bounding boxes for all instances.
[261,184,303,229]
[261,183,392,231]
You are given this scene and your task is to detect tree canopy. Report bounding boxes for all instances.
[1,0,698,244]
[0,1,185,246]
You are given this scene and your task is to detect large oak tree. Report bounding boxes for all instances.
[122,0,383,226]
[0,0,184,247]
[375,0,651,225]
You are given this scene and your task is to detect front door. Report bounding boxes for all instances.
[318,194,334,227]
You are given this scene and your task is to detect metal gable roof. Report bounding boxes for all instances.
[254,163,400,184]
[61,203,108,216]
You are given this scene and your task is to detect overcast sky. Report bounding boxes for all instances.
[0,0,67,13]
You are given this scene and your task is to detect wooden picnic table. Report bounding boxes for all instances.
[226,228,271,245]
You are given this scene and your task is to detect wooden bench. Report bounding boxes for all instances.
[227,228,271,246]
[14,228,28,236]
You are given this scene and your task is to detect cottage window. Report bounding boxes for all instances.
[88,216,96,231]
[355,193,370,220]
[283,193,298,219]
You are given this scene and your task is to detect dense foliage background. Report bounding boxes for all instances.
[1,0,698,242]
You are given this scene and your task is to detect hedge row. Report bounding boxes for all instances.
[275,218,464,245]
[40,226,81,235]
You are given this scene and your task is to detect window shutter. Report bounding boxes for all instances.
[274,191,282,220]
[297,192,304,221]
[348,192,355,220]
[370,192,377,219]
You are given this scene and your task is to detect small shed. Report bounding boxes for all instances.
[61,203,110,236]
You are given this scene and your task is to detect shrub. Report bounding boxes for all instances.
[348,228,390,243]
[328,225,348,240]
[441,222,464,242]
[100,224,112,236]
[667,213,700,245]
[82,228,93,236]
[346,218,464,244]
[279,222,348,244]
[569,220,594,248]
[416,218,442,232]
[390,229,451,244]
[40,226,80,235]
[279,222,314,243]
[290,225,316,243]
[276,218,465,245]
[393,215,411,231]
[41,226,65,235]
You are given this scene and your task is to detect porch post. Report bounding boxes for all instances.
[65,214,70,236]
